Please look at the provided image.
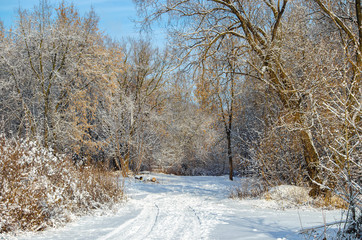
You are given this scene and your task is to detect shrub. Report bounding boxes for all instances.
[0,136,124,233]
[231,179,348,210]
[230,177,267,199]
[263,185,312,207]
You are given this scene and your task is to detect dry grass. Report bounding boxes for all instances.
[231,178,349,210]
[230,178,268,199]
[312,194,348,209]
[263,185,313,207]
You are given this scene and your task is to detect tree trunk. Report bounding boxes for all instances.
[300,129,322,197]
[43,95,50,148]
[227,129,233,181]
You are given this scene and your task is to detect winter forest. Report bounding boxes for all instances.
[0,0,361,239]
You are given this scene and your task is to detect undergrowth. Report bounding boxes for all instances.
[231,177,348,209]
[230,177,268,200]
[0,136,124,233]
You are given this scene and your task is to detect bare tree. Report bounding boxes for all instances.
[195,37,243,180]
[101,39,170,175]
[306,0,362,235]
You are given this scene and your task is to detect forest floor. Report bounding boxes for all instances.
[12,174,343,240]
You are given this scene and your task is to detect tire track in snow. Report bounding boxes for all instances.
[189,206,202,226]
[98,193,209,240]
[144,194,203,240]
[97,195,159,240]
[146,203,160,238]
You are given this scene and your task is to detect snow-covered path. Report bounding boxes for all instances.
[16,174,342,240]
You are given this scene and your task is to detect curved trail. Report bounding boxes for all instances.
[97,175,229,240]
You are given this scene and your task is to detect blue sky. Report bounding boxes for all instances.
[0,0,165,43]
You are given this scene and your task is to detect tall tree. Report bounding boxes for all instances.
[196,37,242,180]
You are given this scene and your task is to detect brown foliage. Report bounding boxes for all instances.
[0,137,124,233]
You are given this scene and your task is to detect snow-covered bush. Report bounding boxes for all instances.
[0,136,124,233]
[263,185,312,208]
[263,185,347,210]
[230,177,267,199]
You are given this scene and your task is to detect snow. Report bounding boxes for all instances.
[9,174,342,240]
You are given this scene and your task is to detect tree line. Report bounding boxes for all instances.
[0,1,224,177]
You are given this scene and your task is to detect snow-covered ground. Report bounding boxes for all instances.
[11,174,342,240]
